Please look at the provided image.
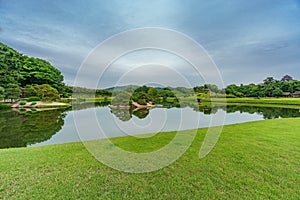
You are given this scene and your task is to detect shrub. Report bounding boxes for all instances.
[28,96,41,101]
[19,101,26,105]
[31,101,37,106]
[137,99,147,105]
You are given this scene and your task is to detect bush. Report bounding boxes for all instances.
[28,96,41,101]
[19,101,26,105]
[137,99,147,105]
[31,101,37,106]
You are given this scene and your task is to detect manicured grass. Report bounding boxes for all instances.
[35,103,71,108]
[0,119,300,199]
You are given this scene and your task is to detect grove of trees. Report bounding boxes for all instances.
[111,85,179,107]
[194,75,300,98]
[0,42,67,102]
[225,76,300,97]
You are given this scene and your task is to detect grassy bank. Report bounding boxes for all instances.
[0,118,299,199]
[207,97,300,105]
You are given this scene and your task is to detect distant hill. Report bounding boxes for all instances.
[105,85,132,91]
[0,42,65,92]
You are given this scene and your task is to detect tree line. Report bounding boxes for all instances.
[194,75,300,98]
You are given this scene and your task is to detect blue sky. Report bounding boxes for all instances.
[0,0,300,88]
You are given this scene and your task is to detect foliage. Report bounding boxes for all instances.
[31,84,60,102]
[158,88,176,101]
[27,96,41,102]
[70,86,113,98]
[19,101,26,105]
[0,87,4,100]
[31,101,37,106]
[0,42,65,93]
[281,74,293,82]
[23,84,59,101]
[193,86,205,93]
[128,86,179,105]
[204,84,221,93]
[0,43,23,87]
[4,83,20,101]
[19,57,64,91]
[224,75,300,97]
[172,87,194,97]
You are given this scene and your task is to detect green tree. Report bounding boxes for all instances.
[111,91,132,106]
[19,57,64,91]
[263,77,276,85]
[262,77,277,97]
[148,87,159,103]
[272,88,283,97]
[281,75,293,82]
[193,86,205,93]
[24,85,38,97]
[5,83,20,102]
[205,84,220,93]
[33,84,60,102]
[0,42,66,94]
[0,87,4,101]
[225,84,244,97]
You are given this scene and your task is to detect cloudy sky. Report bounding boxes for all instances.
[0,0,299,88]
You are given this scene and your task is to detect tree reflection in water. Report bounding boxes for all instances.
[110,108,150,121]
[0,109,67,148]
[1,102,300,149]
[225,105,300,119]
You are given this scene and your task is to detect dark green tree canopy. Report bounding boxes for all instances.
[281,75,293,82]
[0,42,65,93]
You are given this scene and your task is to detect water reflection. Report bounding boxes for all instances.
[1,104,300,149]
[225,105,300,119]
[110,108,150,121]
[108,104,300,122]
[0,109,66,148]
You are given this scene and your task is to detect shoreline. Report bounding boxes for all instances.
[11,101,71,108]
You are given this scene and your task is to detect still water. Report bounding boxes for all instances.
[0,104,299,149]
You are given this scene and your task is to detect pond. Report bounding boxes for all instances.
[0,104,300,149]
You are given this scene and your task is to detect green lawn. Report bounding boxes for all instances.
[1,118,300,199]
[208,97,300,105]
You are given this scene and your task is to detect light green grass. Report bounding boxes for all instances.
[207,97,300,105]
[0,119,300,199]
[35,103,71,108]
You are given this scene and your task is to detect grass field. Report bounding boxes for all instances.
[0,118,299,199]
[208,97,300,105]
